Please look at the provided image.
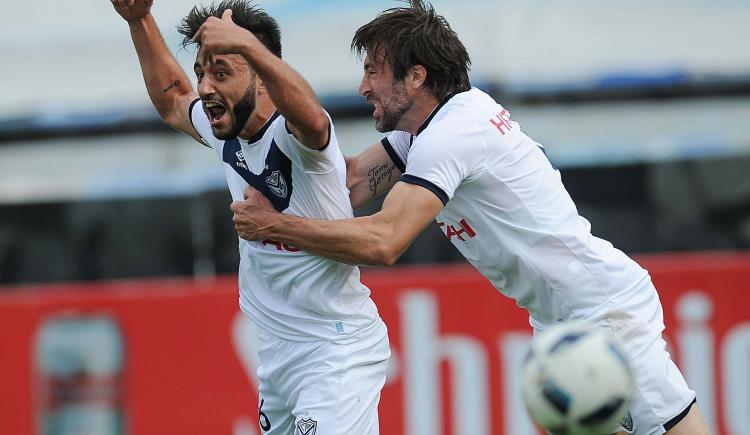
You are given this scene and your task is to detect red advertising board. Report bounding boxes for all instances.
[0,252,748,435]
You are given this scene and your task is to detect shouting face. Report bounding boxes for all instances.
[358,53,413,133]
[194,48,256,140]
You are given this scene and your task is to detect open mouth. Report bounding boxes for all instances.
[203,101,228,126]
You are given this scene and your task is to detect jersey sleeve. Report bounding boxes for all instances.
[188,98,221,150]
[381,130,411,173]
[272,111,342,174]
[400,128,485,205]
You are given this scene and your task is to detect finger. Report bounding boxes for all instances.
[222,9,233,22]
[230,201,243,213]
[243,186,254,200]
[193,26,204,43]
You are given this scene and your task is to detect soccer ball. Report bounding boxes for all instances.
[522,321,635,435]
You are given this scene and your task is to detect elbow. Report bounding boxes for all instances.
[370,240,403,267]
[300,112,330,149]
[310,113,329,139]
[154,101,178,126]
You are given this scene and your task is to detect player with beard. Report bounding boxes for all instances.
[231,1,713,434]
[111,1,390,434]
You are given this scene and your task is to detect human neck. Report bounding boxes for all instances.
[399,93,441,135]
[238,96,276,140]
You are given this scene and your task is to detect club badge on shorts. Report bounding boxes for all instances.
[296,417,317,435]
[620,410,634,433]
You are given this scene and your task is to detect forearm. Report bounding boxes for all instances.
[237,42,326,140]
[128,14,195,117]
[347,144,402,209]
[261,213,397,267]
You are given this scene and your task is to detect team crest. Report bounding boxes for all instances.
[265,169,288,198]
[620,410,634,432]
[295,417,317,435]
[235,150,248,170]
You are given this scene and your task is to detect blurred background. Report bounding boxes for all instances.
[2,0,750,283]
[1,1,749,434]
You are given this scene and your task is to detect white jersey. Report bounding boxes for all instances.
[384,88,655,331]
[189,100,383,343]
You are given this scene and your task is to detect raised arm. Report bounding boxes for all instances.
[232,181,443,266]
[346,141,403,210]
[194,10,329,149]
[112,0,201,142]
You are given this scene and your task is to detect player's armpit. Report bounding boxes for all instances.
[285,112,330,151]
[347,142,404,210]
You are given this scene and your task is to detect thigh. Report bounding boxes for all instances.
[664,403,711,435]
[291,332,390,435]
[257,382,294,435]
[623,334,696,435]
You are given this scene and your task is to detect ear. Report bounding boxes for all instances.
[407,64,428,90]
[255,75,266,96]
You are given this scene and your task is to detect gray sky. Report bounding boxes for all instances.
[2,0,749,117]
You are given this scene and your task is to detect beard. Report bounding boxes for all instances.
[375,81,412,133]
[214,85,257,140]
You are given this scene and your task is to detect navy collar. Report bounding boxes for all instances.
[415,93,457,136]
[239,111,280,144]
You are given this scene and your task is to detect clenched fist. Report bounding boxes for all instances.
[111,0,153,22]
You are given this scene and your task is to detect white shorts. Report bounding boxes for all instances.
[598,284,697,434]
[255,321,390,435]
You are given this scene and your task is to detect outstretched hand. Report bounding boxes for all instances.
[193,9,255,56]
[231,186,278,241]
[111,0,153,22]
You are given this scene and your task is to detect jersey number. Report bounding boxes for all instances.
[259,398,272,431]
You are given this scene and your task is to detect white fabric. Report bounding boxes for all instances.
[191,102,382,343]
[537,281,696,435]
[389,88,658,333]
[388,87,697,432]
[256,322,390,435]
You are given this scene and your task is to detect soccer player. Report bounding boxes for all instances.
[110,1,390,434]
[230,1,713,434]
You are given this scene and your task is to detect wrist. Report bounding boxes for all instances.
[238,32,265,61]
[126,13,152,27]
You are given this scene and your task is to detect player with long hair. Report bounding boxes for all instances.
[232,2,712,434]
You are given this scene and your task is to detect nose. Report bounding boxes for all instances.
[198,75,215,99]
[358,74,371,98]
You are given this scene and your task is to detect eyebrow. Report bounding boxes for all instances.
[194,58,230,70]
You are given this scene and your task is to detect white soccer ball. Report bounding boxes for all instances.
[522,321,635,435]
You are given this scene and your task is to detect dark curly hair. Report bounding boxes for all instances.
[352,0,471,101]
[177,0,281,57]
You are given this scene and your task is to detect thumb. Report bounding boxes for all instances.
[222,9,233,22]
[243,185,254,200]
[193,26,204,43]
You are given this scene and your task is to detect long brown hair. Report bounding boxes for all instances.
[352,0,471,100]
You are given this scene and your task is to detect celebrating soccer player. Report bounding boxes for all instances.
[111,1,390,434]
[231,1,713,434]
